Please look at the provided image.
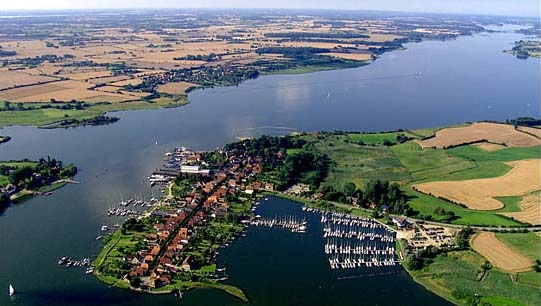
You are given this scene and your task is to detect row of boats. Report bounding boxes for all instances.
[106,207,142,217]
[324,242,396,255]
[119,197,157,207]
[57,257,94,274]
[251,216,308,233]
[320,212,399,270]
[328,256,397,269]
[148,174,170,186]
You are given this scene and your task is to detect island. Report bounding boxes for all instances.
[0,11,486,129]
[505,40,541,59]
[94,120,541,305]
[0,157,77,210]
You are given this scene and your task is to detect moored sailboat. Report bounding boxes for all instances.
[9,283,15,296]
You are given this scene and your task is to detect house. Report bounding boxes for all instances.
[181,256,192,271]
[244,185,254,195]
[392,217,409,228]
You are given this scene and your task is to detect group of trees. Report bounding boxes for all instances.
[455,226,473,249]
[256,47,330,59]
[1,101,86,112]
[506,117,541,127]
[174,53,220,62]
[57,115,119,128]
[1,157,77,191]
[264,32,370,39]
[280,151,328,189]
[405,245,442,270]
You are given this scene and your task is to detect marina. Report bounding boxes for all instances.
[320,212,399,269]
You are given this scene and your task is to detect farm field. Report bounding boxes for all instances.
[346,131,417,146]
[157,82,199,95]
[408,250,540,306]
[412,159,541,210]
[416,122,541,149]
[471,232,533,273]
[302,133,411,188]
[517,126,541,138]
[500,192,541,225]
[495,232,541,262]
[0,70,60,90]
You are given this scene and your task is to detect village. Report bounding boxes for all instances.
[95,144,277,292]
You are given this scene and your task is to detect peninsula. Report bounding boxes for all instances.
[0,157,77,211]
[94,119,541,305]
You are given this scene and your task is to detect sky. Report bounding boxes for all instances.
[1,0,539,17]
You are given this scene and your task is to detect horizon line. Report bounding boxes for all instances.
[0,7,538,19]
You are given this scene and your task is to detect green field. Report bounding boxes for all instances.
[447,145,541,162]
[408,250,540,306]
[0,97,188,128]
[0,161,39,186]
[493,196,523,213]
[495,232,541,261]
[303,133,410,188]
[406,189,523,226]
[346,131,416,145]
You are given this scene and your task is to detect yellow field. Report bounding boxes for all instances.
[501,193,541,225]
[59,70,113,81]
[416,122,541,149]
[0,80,131,102]
[156,82,199,95]
[87,76,130,84]
[109,78,143,87]
[325,52,372,61]
[471,232,532,273]
[473,142,506,151]
[0,70,59,90]
[518,126,541,139]
[413,159,541,210]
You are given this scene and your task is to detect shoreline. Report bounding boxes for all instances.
[0,59,366,130]
[93,229,249,302]
[10,179,77,203]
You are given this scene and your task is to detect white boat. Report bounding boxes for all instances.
[9,283,15,296]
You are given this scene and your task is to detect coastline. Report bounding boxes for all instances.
[0,59,368,130]
[93,229,249,302]
[10,179,77,204]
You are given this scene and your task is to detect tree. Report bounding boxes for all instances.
[130,277,141,288]
[455,226,473,249]
[343,182,357,197]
